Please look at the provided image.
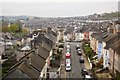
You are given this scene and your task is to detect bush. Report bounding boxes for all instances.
[115,73,120,80]
[57,48,62,55]
[59,44,64,48]
[83,43,95,60]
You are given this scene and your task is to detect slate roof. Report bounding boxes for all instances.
[18,61,40,78]
[75,26,90,33]
[91,32,103,41]
[51,29,57,37]
[47,27,57,37]
[80,26,90,33]
[94,36,102,42]
[38,44,49,59]
[89,27,99,32]
[104,33,120,49]
[64,27,74,34]
[18,50,46,70]
[103,34,115,42]
[45,33,57,42]
[3,69,30,79]
[34,33,53,48]
[100,32,109,39]
[2,60,40,79]
[41,41,52,52]
[75,27,82,33]
[109,39,120,54]
[91,32,110,42]
[91,32,98,37]
[2,50,46,79]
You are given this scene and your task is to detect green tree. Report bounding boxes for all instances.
[9,24,19,33]
[16,21,22,32]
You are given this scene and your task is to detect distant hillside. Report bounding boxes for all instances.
[101,12,120,18]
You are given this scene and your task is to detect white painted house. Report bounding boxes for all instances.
[75,33,84,41]
[75,28,84,41]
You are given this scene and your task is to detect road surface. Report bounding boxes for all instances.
[65,42,84,79]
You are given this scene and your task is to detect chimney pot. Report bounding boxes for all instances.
[26,56,31,65]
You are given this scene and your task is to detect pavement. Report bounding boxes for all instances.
[81,46,91,70]
[49,68,59,78]
[96,73,113,78]
[59,42,66,79]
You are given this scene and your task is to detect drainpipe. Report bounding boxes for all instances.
[112,49,115,76]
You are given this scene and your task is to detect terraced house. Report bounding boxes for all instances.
[2,27,57,79]
[89,21,120,78]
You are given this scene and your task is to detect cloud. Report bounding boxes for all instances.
[0,0,119,2]
[1,2,118,17]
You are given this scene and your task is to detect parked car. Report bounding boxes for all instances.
[66,45,70,49]
[66,52,71,58]
[85,75,91,79]
[66,48,71,53]
[77,48,81,51]
[66,58,71,64]
[5,41,13,46]
[76,44,80,49]
[67,42,70,45]
[66,62,71,71]
[77,50,82,56]
[81,69,88,76]
[0,41,4,45]
[79,56,84,63]
[81,69,91,78]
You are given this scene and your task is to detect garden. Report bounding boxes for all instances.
[83,42,95,61]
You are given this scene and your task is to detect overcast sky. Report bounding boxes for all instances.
[0,0,119,17]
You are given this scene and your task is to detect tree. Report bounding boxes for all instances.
[9,24,19,33]
[16,21,22,32]
[22,28,29,36]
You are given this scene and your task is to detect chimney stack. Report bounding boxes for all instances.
[25,56,31,65]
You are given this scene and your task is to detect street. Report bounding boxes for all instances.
[1,4,118,79]
[65,42,84,78]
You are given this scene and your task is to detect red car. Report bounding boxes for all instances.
[66,52,71,58]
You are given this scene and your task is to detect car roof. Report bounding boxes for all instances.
[77,44,80,46]
[67,45,70,47]
[66,63,71,66]
[66,52,70,55]
[66,52,70,53]
[85,75,91,78]
[67,48,70,50]
[78,51,81,52]
[80,56,84,59]
[82,68,87,71]
[66,58,70,60]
